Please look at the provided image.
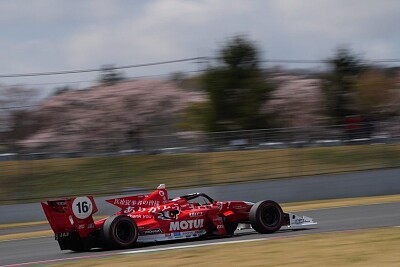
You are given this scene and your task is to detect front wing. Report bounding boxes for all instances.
[287,213,317,227]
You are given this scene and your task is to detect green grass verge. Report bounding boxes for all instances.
[1,144,400,204]
[45,227,400,267]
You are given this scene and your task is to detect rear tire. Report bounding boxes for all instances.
[102,215,138,249]
[249,200,283,234]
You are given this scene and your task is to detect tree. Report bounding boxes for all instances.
[321,47,364,124]
[0,85,42,149]
[203,36,274,131]
[177,102,213,131]
[169,72,187,85]
[353,69,399,119]
[0,85,39,132]
[53,85,71,96]
[98,65,125,85]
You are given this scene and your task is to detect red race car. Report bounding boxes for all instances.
[41,184,316,251]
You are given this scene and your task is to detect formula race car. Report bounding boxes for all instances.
[41,184,317,251]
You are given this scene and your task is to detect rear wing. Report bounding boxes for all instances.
[106,184,169,213]
[41,196,98,238]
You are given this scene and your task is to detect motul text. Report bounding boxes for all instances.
[169,219,204,231]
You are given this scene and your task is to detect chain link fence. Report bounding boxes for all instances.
[1,123,400,203]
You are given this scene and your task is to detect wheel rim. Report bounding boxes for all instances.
[115,221,134,243]
[261,206,280,226]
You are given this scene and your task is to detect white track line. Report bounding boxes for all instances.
[2,228,393,267]
[121,237,274,255]
[0,236,285,267]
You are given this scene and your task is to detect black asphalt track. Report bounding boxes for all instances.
[1,202,399,266]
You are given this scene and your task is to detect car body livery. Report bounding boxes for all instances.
[41,184,316,251]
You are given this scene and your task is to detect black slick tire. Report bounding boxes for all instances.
[249,200,283,234]
[102,215,138,249]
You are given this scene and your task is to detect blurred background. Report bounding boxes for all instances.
[1,1,400,204]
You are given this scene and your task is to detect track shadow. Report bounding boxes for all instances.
[71,227,317,254]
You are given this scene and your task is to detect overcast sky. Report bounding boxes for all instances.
[1,0,400,89]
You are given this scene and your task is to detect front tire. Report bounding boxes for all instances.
[102,215,138,249]
[249,200,283,234]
